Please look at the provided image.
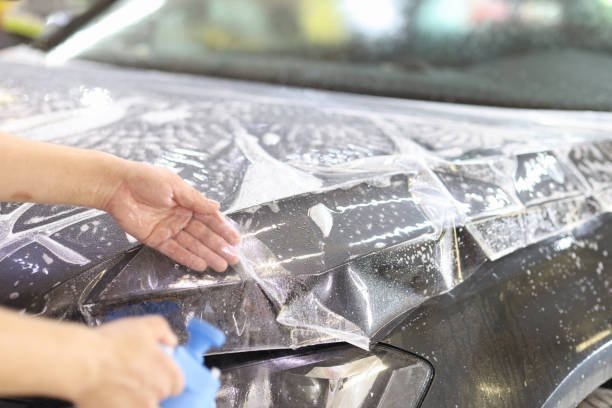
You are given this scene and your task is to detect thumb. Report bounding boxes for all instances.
[175,182,220,214]
[142,316,179,347]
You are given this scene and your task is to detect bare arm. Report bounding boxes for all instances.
[0,307,184,406]
[0,133,122,208]
[0,134,240,408]
[0,307,98,400]
[0,133,242,405]
[0,133,241,272]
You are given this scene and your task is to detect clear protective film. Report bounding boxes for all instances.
[80,170,459,351]
[213,344,432,407]
[1,48,612,352]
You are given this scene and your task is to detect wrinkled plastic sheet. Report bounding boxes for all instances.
[215,345,432,407]
[77,149,609,351]
[1,48,612,351]
[77,146,611,351]
[81,170,460,350]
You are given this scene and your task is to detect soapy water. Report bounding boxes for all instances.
[1,49,612,350]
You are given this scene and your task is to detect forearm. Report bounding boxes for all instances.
[0,133,126,209]
[0,307,99,401]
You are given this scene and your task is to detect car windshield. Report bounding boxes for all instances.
[48,0,612,110]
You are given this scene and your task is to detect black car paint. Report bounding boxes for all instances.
[2,219,610,408]
[0,3,611,405]
[384,216,612,407]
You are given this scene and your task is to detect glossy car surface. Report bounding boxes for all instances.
[1,0,612,406]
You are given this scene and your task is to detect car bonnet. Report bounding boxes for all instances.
[0,47,611,352]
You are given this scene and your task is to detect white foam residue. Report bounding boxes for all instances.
[42,253,54,265]
[80,87,113,108]
[229,132,322,211]
[0,89,14,104]
[262,132,281,146]
[141,107,191,125]
[0,205,98,266]
[0,98,135,141]
[268,202,280,213]
[230,161,322,211]
[308,203,334,238]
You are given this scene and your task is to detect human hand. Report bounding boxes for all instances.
[102,161,241,272]
[72,316,184,408]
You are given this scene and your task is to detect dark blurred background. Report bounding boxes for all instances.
[5,0,612,109]
[0,0,93,47]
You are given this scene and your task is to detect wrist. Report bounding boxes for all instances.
[88,152,131,211]
[56,325,106,403]
[6,316,105,403]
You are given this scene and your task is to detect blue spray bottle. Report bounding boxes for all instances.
[161,319,225,408]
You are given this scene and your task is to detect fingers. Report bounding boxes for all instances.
[154,172,242,272]
[140,317,185,398]
[157,239,208,272]
[147,347,185,400]
[185,220,240,266]
[156,229,236,273]
[154,208,241,272]
[140,347,183,402]
[195,212,241,246]
[157,349,186,397]
[175,230,229,272]
[171,176,240,244]
[168,172,241,244]
[174,179,220,214]
[141,315,179,347]
[141,206,193,248]
[86,315,184,408]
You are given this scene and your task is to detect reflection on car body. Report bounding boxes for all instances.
[1,0,612,406]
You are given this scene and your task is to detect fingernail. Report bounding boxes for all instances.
[217,262,229,272]
[224,216,239,228]
[167,334,179,347]
[195,260,208,272]
[209,199,221,208]
[222,246,240,258]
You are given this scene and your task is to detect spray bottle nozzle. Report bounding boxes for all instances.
[161,319,225,408]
